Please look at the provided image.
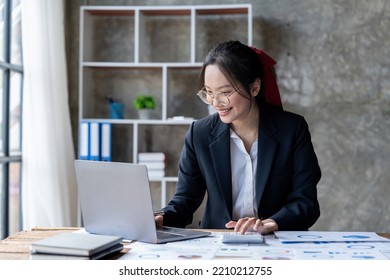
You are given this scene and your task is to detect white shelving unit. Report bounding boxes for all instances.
[78,4,252,208]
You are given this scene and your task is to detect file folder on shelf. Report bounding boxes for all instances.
[100,123,112,161]
[79,121,90,160]
[89,122,101,161]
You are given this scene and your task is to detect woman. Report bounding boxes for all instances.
[156,40,321,235]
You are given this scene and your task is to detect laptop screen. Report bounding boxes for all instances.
[74,160,158,242]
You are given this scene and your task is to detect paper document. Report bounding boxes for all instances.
[275,231,390,243]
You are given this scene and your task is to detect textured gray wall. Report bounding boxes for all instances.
[65,0,390,232]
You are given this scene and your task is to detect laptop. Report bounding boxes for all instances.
[74,160,211,243]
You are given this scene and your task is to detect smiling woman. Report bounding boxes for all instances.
[157,40,321,235]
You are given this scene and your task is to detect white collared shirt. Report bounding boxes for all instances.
[230,129,258,220]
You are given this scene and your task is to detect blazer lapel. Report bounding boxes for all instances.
[256,104,279,208]
[209,120,233,218]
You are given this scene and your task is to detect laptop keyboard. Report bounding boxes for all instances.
[157,230,185,240]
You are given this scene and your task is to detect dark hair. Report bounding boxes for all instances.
[199,40,265,105]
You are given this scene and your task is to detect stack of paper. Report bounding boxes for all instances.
[29,232,123,260]
[138,152,166,179]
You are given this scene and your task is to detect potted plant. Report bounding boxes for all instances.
[133,95,156,119]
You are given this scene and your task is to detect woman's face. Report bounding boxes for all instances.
[204,65,258,125]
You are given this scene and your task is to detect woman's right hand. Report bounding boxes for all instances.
[225,217,278,235]
[155,215,164,228]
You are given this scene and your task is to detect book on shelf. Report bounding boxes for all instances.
[147,170,166,179]
[138,152,166,178]
[141,161,165,170]
[138,152,165,162]
[29,232,123,260]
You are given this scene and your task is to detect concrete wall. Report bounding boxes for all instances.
[65,0,390,232]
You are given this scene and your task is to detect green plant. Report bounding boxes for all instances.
[133,95,156,110]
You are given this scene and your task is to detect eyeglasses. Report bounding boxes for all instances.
[197,87,238,106]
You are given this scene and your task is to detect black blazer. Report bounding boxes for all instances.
[163,103,321,230]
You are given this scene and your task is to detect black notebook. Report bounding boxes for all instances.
[30,232,123,259]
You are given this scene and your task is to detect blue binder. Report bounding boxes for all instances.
[89,121,101,161]
[79,121,90,160]
[100,123,112,161]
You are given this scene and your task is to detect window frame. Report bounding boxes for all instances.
[0,0,23,239]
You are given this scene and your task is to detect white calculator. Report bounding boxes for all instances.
[221,232,265,244]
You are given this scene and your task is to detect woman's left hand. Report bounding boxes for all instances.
[225,217,278,235]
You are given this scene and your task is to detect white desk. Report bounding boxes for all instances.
[1,227,390,260]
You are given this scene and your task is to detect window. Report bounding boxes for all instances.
[0,0,23,239]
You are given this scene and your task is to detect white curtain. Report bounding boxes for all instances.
[21,0,78,229]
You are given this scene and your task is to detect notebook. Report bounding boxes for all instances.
[30,232,123,259]
[74,160,211,244]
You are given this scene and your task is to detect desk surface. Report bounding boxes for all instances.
[1,227,390,260]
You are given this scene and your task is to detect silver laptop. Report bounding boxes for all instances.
[74,160,211,243]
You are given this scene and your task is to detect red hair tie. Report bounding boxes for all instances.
[250,47,283,108]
